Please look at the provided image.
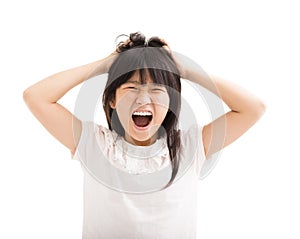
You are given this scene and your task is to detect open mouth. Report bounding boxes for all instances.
[132,111,153,128]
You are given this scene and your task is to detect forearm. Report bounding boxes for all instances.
[213,77,265,115]
[24,57,109,104]
[173,51,264,115]
[185,68,265,116]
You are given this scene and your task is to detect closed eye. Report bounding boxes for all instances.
[127,86,138,90]
[151,88,166,93]
[152,88,163,92]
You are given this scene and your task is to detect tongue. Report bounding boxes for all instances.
[133,116,151,127]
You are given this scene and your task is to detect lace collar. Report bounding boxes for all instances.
[104,129,170,175]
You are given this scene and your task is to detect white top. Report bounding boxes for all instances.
[73,121,219,239]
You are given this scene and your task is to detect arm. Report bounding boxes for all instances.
[23,54,115,154]
[201,75,266,157]
[177,56,266,157]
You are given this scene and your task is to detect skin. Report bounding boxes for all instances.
[109,71,170,146]
[23,47,266,157]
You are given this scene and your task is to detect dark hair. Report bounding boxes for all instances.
[102,32,181,188]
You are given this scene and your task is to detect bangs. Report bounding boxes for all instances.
[108,47,180,86]
[146,68,179,88]
[133,68,179,87]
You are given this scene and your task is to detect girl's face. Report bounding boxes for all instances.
[110,71,170,146]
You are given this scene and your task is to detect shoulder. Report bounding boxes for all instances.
[180,124,203,147]
[179,125,204,161]
[81,121,111,135]
[72,121,116,160]
[79,121,117,148]
[180,125,221,180]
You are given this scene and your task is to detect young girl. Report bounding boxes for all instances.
[23,32,265,238]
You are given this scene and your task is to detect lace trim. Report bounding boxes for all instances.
[98,126,170,175]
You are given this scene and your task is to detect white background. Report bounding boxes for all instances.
[1,0,300,238]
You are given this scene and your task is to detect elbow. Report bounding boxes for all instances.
[23,86,40,106]
[238,98,266,122]
[23,87,34,104]
[251,99,267,120]
[23,88,31,103]
[257,99,266,115]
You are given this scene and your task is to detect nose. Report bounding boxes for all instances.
[136,91,151,105]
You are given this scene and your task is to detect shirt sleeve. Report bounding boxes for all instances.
[70,121,114,170]
[71,121,94,161]
[182,124,221,180]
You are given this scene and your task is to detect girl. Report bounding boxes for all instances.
[23,32,265,238]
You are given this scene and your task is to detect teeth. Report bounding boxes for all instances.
[133,111,152,116]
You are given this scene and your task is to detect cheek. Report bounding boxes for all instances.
[115,92,135,126]
[115,91,136,108]
[152,94,170,111]
[152,94,170,122]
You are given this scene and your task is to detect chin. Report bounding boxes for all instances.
[126,125,160,146]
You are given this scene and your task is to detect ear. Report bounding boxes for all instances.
[109,100,116,109]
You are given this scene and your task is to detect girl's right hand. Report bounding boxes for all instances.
[87,51,118,78]
[103,51,118,73]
